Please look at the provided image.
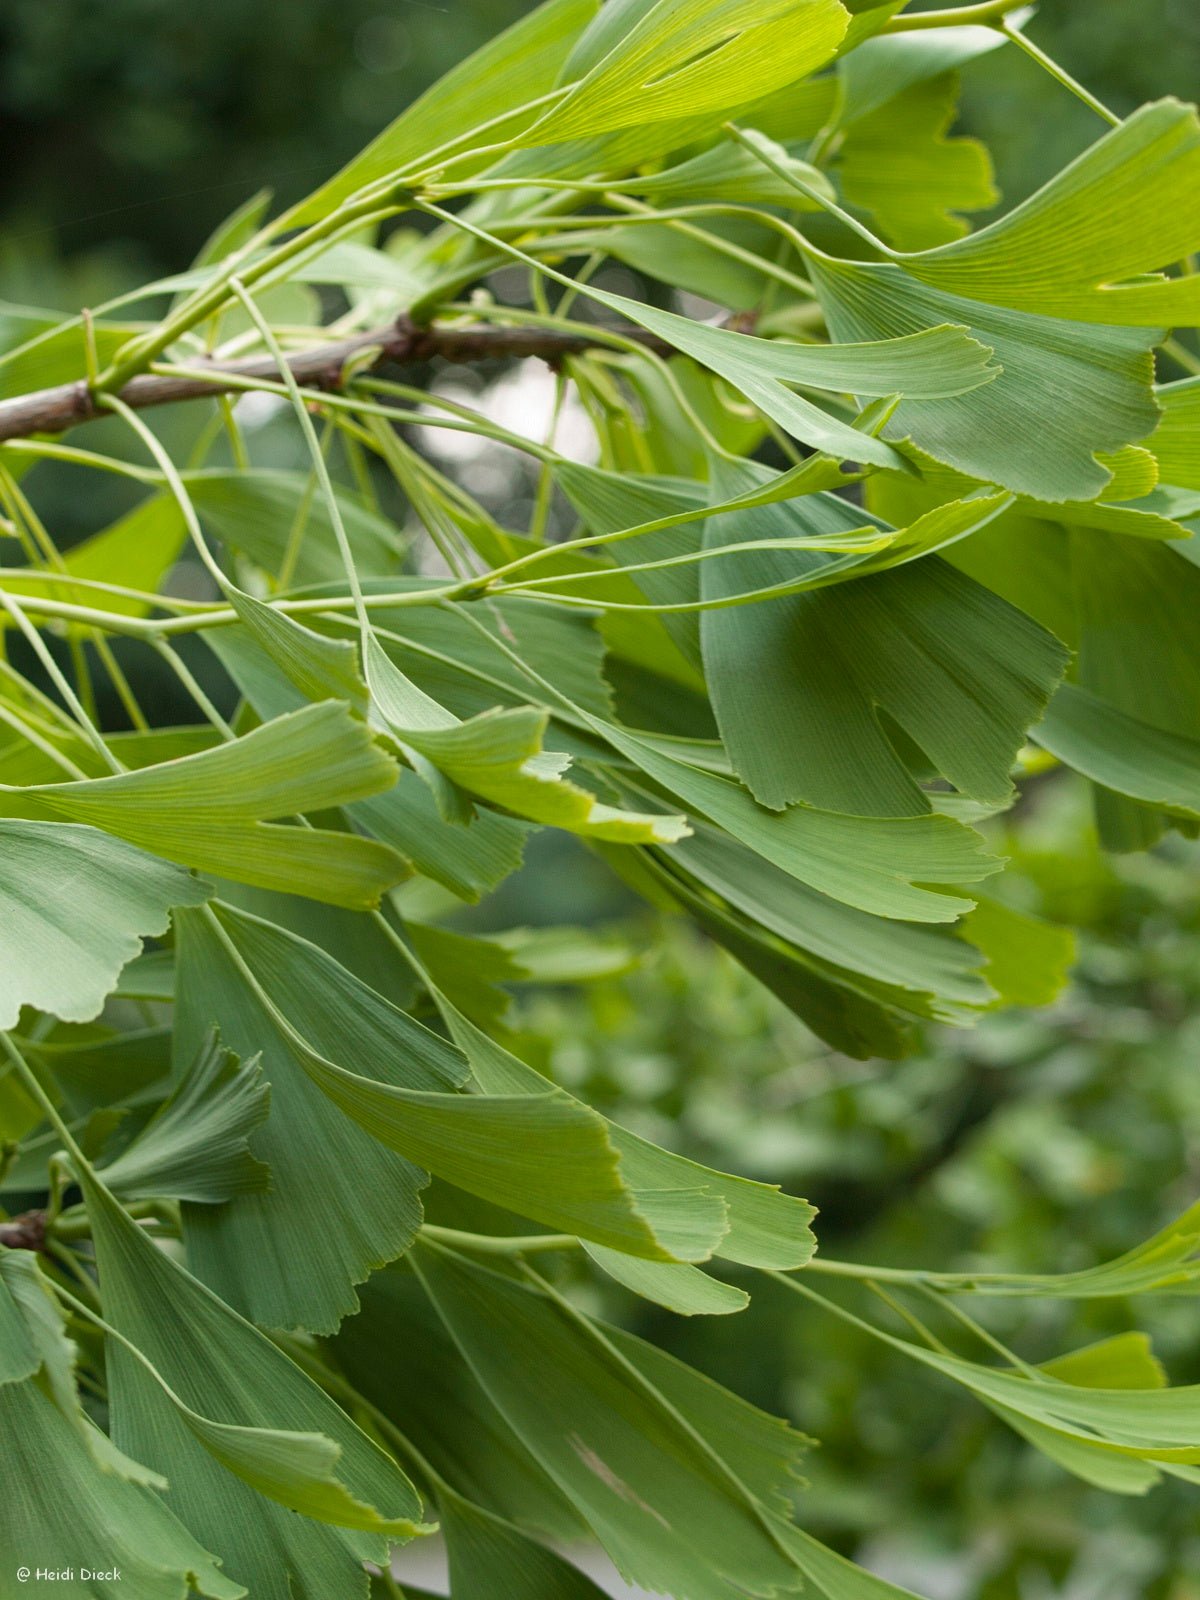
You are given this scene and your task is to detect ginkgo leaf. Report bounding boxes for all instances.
[1,1378,245,1600]
[2,704,406,909]
[1151,378,1200,489]
[78,1163,429,1600]
[441,1491,611,1599]
[0,821,209,1032]
[173,901,464,1333]
[97,1029,271,1205]
[367,636,689,844]
[521,0,849,148]
[898,98,1200,325]
[665,825,993,1022]
[836,72,997,250]
[594,721,1002,921]
[351,773,532,903]
[333,1267,588,1544]
[1034,683,1200,820]
[809,255,1160,501]
[697,460,1067,813]
[426,986,813,1270]
[581,1244,750,1317]
[227,590,366,711]
[413,1241,806,1600]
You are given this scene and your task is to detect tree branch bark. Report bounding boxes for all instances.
[0,315,676,444]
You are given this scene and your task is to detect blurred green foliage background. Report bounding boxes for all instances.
[3,4,1199,1595]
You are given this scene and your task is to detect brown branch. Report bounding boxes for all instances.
[0,1209,48,1252]
[0,315,676,444]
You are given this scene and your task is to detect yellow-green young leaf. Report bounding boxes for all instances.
[283,0,599,224]
[957,896,1077,1010]
[413,1242,807,1600]
[1151,378,1200,490]
[0,821,209,1032]
[366,636,689,845]
[899,98,1200,325]
[836,73,997,250]
[0,495,186,625]
[77,1164,429,1600]
[523,0,849,147]
[97,1030,271,1205]
[2,704,407,909]
[174,901,465,1334]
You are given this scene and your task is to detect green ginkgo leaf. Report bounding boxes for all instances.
[366,636,689,844]
[0,821,209,1032]
[413,1241,806,1600]
[173,902,464,1333]
[97,1029,271,1205]
[79,1163,430,1600]
[1,704,406,909]
[521,0,849,147]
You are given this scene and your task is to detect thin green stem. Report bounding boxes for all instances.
[0,1032,91,1169]
[420,1225,578,1256]
[1000,21,1121,127]
[0,592,124,773]
[97,392,227,589]
[229,277,369,630]
[151,638,236,738]
[883,0,1030,30]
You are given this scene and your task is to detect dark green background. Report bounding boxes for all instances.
[2,0,1198,299]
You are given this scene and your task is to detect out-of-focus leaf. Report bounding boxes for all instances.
[836,73,996,250]
[185,470,403,585]
[958,896,1077,1009]
[0,496,186,625]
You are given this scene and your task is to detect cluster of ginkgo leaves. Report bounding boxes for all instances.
[2,0,1200,1595]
